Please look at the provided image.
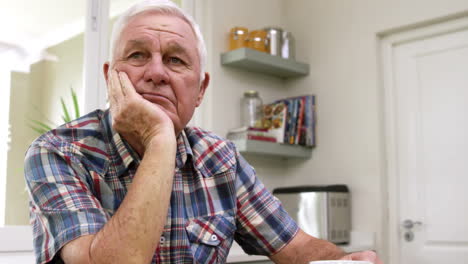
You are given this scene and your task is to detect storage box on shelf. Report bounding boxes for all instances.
[221,48,309,78]
[232,139,312,159]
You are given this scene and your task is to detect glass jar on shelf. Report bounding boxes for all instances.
[229,27,249,51]
[241,90,263,128]
[246,30,267,53]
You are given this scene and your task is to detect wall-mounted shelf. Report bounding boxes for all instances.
[232,139,312,159]
[221,48,310,78]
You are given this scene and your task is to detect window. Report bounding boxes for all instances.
[0,0,87,226]
[0,0,203,226]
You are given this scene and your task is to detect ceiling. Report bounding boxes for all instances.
[0,0,140,58]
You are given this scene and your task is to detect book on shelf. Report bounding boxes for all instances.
[262,94,316,147]
[262,101,287,143]
[227,95,316,147]
[295,97,305,145]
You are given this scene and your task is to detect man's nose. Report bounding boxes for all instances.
[143,55,170,85]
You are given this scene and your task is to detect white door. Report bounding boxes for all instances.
[384,18,468,263]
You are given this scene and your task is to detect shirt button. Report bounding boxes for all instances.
[211,234,218,241]
[160,236,166,244]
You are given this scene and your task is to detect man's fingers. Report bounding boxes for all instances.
[118,71,135,98]
[340,251,383,264]
[111,70,125,98]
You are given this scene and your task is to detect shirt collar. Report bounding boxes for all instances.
[176,129,193,169]
[104,110,140,170]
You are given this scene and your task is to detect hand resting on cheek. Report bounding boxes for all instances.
[107,69,176,155]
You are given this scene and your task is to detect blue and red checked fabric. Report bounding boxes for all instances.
[24,109,298,264]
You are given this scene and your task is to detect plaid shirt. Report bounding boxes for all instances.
[24,109,298,264]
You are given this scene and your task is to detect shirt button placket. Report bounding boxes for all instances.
[158,233,169,262]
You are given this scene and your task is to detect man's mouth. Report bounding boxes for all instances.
[141,93,174,107]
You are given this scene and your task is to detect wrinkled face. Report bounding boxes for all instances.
[109,11,208,134]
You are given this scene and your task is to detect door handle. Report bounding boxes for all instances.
[402,219,422,242]
[402,219,423,230]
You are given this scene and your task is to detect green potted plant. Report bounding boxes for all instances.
[29,88,80,134]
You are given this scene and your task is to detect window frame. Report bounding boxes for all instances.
[82,0,110,113]
[0,66,11,226]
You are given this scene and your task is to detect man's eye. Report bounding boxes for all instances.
[168,57,184,64]
[128,52,146,60]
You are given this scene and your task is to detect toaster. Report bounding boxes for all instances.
[273,185,351,244]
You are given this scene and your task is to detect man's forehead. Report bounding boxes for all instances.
[122,11,195,40]
[124,37,189,53]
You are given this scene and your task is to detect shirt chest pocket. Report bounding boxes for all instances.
[185,214,236,263]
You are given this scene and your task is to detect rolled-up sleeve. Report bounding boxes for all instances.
[233,151,299,256]
[24,141,108,264]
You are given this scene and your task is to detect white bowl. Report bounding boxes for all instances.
[309,261,372,264]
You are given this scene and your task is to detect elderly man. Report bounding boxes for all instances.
[24,0,383,263]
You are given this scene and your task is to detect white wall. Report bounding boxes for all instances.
[205,0,468,262]
[204,0,292,189]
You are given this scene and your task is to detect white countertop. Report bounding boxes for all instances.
[226,231,376,263]
[0,226,35,264]
[0,226,33,252]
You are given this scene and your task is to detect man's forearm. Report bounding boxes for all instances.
[271,230,346,264]
[300,237,346,262]
[88,136,176,263]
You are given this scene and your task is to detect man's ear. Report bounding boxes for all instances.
[196,72,210,107]
[103,62,110,82]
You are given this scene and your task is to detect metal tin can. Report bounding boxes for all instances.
[264,27,283,56]
[281,31,295,59]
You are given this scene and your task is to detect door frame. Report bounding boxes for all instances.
[379,13,468,264]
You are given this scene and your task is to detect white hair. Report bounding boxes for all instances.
[109,0,207,81]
